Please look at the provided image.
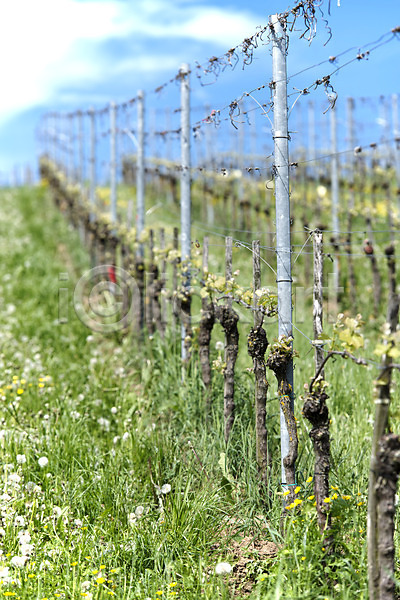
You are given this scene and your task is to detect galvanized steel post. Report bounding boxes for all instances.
[180,63,191,362]
[392,94,400,207]
[68,113,74,183]
[89,107,96,212]
[110,101,117,223]
[136,90,145,256]
[78,111,84,192]
[330,104,340,296]
[270,14,294,492]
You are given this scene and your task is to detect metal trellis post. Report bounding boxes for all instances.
[330,104,339,298]
[180,63,191,363]
[392,94,400,210]
[110,101,117,223]
[89,107,96,213]
[78,111,85,192]
[270,13,294,493]
[136,90,145,256]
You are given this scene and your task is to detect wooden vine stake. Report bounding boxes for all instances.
[198,237,215,401]
[368,245,400,600]
[146,229,155,334]
[148,232,163,336]
[303,229,333,544]
[375,434,400,600]
[159,228,167,336]
[215,236,239,443]
[365,186,382,317]
[172,227,179,328]
[247,240,270,492]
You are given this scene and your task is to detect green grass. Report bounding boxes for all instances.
[0,182,397,600]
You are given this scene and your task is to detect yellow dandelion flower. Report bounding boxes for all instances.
[294,486,301,494]
[283,490,290,496]
[306,476,313,483]
[293,498,302,506]
[323,497,331,503]
[307,495,315,500]
[301,556,306,561]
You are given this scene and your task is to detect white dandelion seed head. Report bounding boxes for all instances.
[38,457,48,468]
[19,543,34,556]
[215,562,233,575]
[81,580,91,590]
[18,531,31,544]
[10,555,28,567]
[135,505,145,517]
[97,417,110,431]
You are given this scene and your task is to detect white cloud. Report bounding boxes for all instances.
[124,3,261,45]
[1,0,131,122]
[0,0,263,125]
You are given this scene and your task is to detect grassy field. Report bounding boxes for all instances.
[0,183,398,599]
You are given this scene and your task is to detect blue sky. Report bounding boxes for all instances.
[1,0,399,183]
